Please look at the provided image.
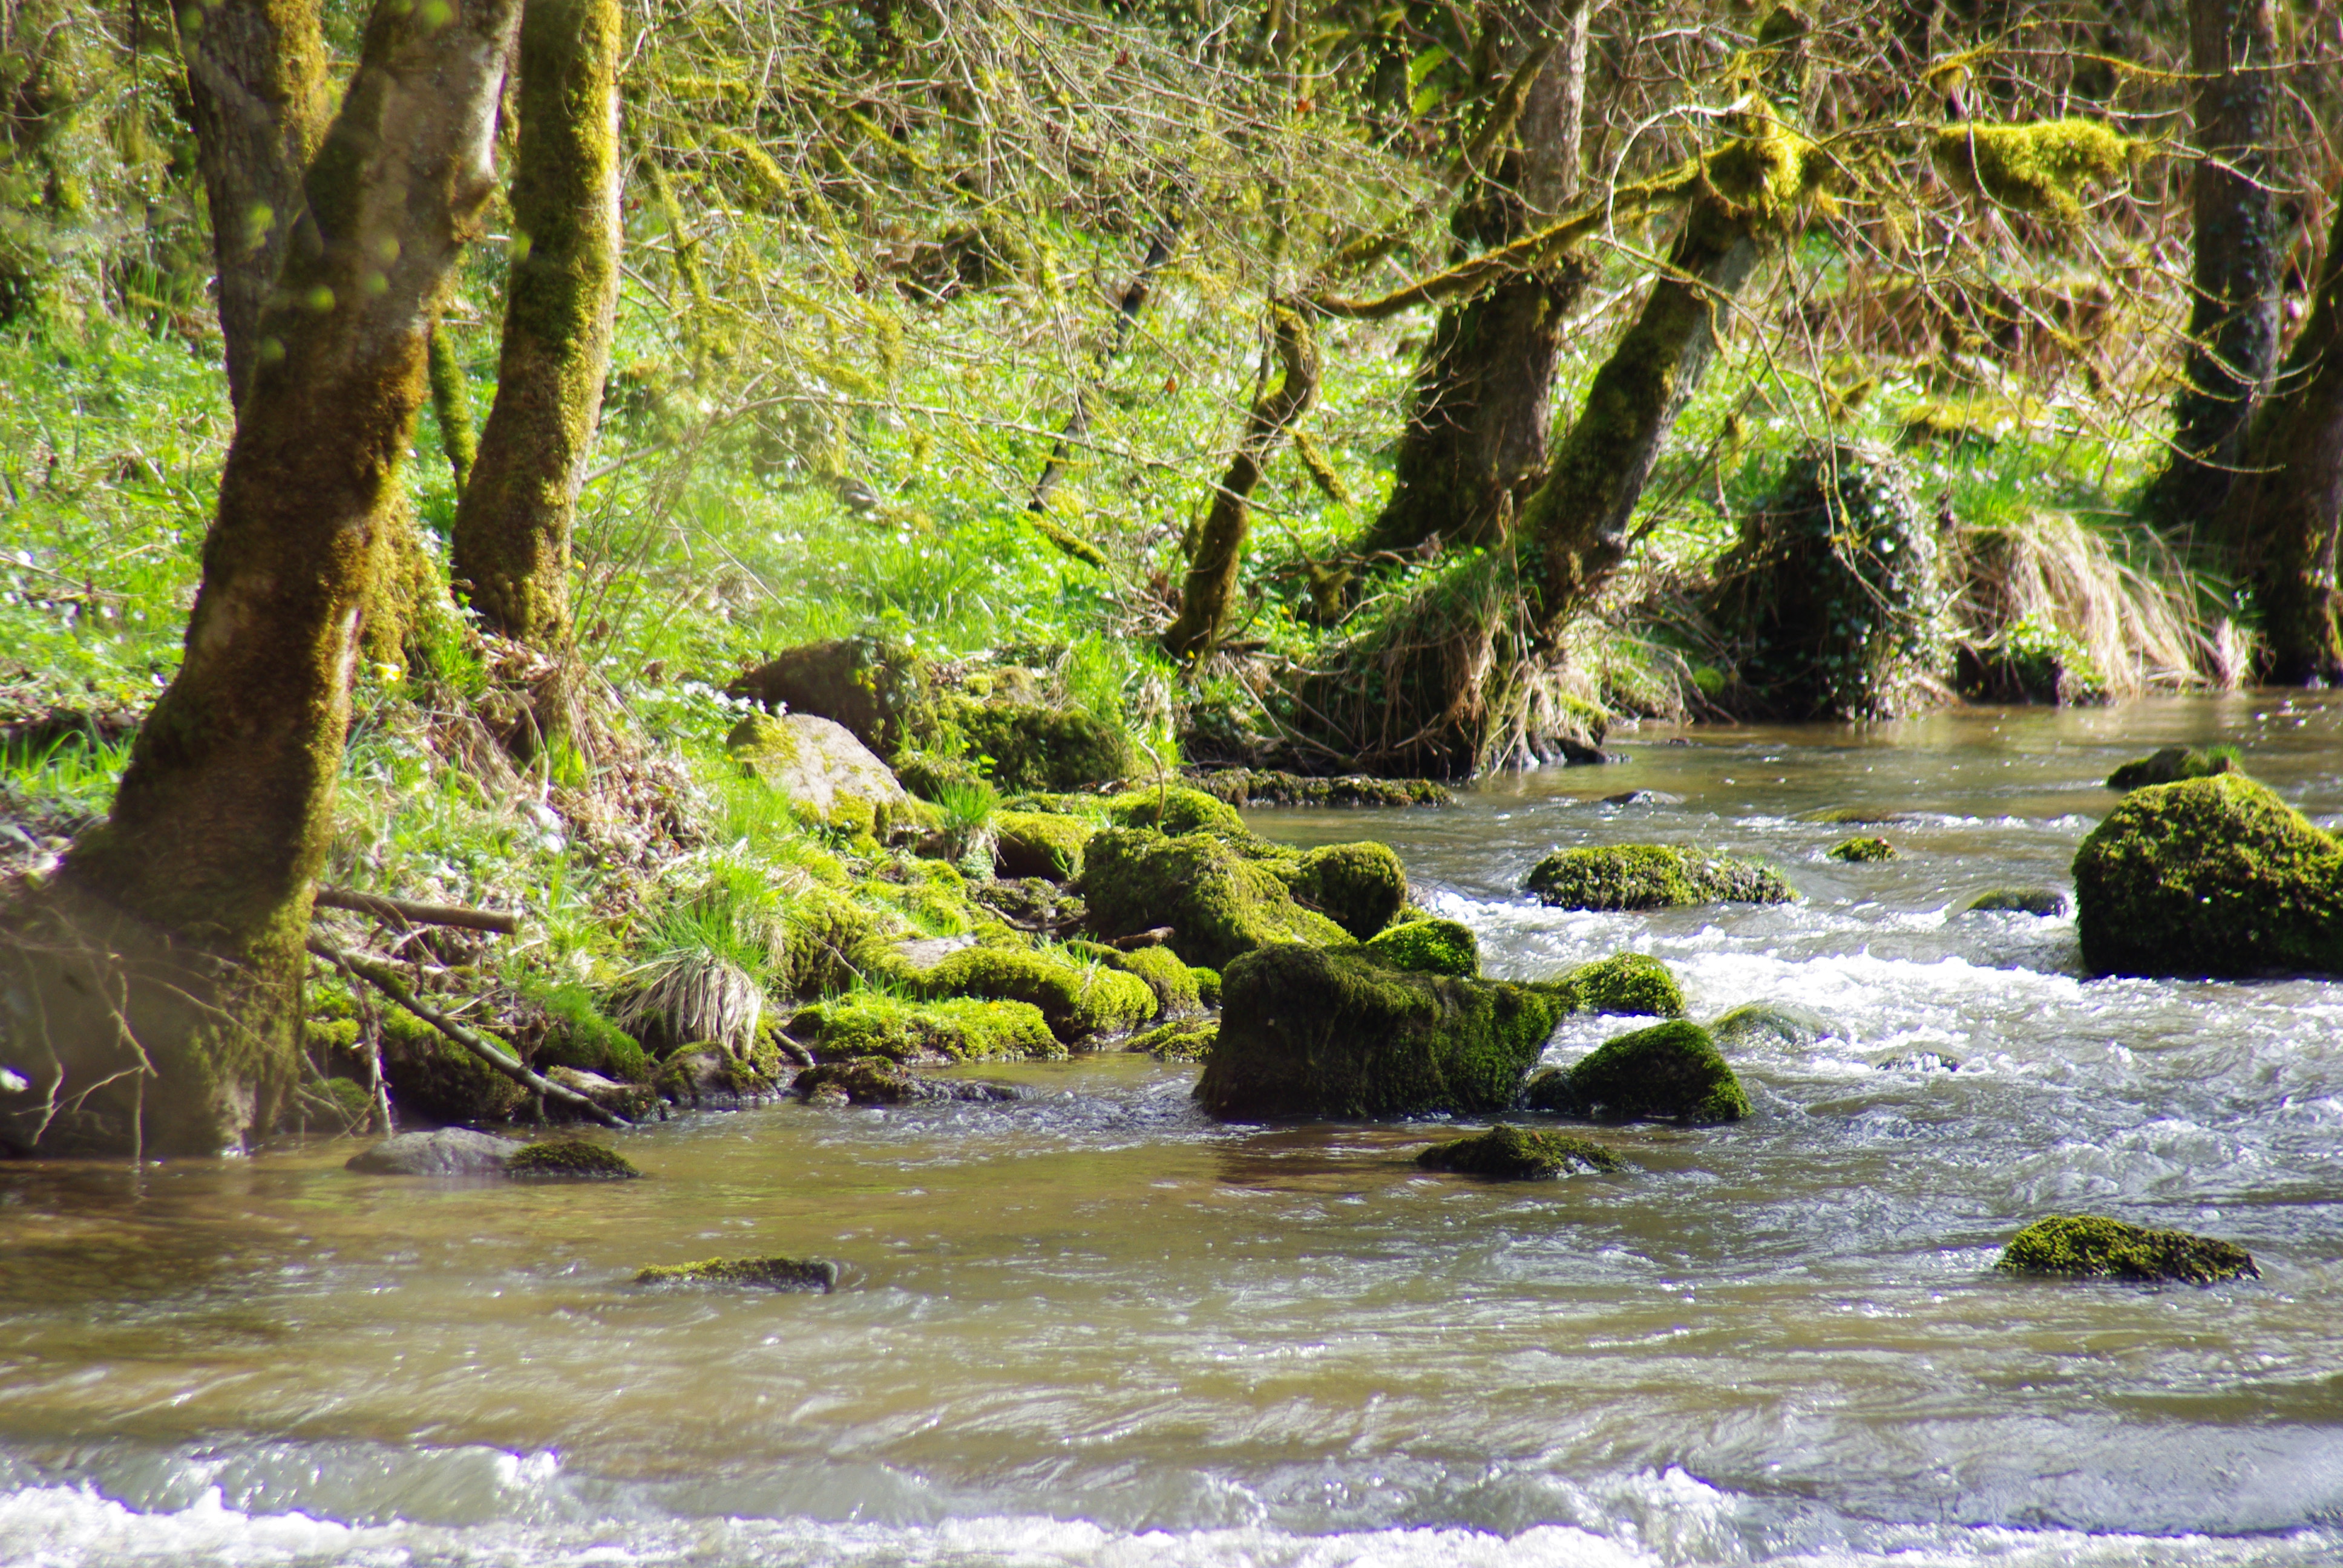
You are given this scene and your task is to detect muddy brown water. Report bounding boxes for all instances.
[2,694,2340,1566]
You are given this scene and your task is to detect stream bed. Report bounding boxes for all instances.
[2,695,2340,1567]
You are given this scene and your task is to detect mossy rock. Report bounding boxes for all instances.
[379,1019,530,1125]
[896,750,986,803]
[313,1077,375,1126]
[1128,1019,1217,1060]
[991,810,1095,881]
[916,944,1156,1042]
[1197,945,1572,1120]
[2105,745,2239,792]
[504,1139,641,1180]
[1106,785,1247,837]
[1964,887,2069,917]
[1187,769,1452,809]
[1827,836,1897,863]
[726,636,934,760]
[1416,1123,1624,1178]
[1080,941,1202,1016]
[1996,1215,2256,1285]
[781,887,909,998]
[1363,918,1480,977]
[1525,1019,1751,1123]
[1524,844,1795,911]
[1560,952,1685,1018]
[656,1046,783,1108]
[1190,965,1222,1007]
[1709,1002,1833,1050]
[998,792,1111,818]
[1075,828,1353,970]
[2072,773,2343,977]
[635,1256,839,1292]
[786,995,1060,1063]
[952,699,1136,792]
[529,982,652,1083]
[726,711,912,838]
[793,1056,925,1104]
[1279,841,1410,940]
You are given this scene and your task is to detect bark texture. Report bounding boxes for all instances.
[2139,0,2284,528]
[172,0,331,411]
[2221,191,2343,684]
[4,0,523,1157]
[450,0,624,647]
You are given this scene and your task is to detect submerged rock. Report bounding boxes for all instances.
[1197,946,1571,1120]
[1363,918,1480,977]
[1997,1215,2256,1285]
[505,1139,641,1180]
[1525,1020,1751,1123]
[2072,773,2343,976]
[1962,887,2069,917]
[1558,952,1685,1018]
[1416,1123,1624,1178]
[1524,844,1795,910]
[1709,1002,1835,1050]
[635,1256,840,1292]
[2105,745,2239,792]
[344,1128,519,1177]
[726,712,910,838]
[1827,835,1897,863]
[1600,790,1685,806]
[793,1056,925,1105]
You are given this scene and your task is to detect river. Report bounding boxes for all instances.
[2,694,2339,1566]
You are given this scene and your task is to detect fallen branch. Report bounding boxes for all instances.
[308,938,627,1128]
[314,887,519,934]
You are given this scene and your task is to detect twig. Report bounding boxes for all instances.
[313,887,519,934]
[308,938,628,1128]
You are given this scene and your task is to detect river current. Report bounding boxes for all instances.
[2,695,2339,1567]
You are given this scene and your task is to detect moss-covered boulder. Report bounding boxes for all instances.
[1963,887,2069,916]
[2072,774,2343,976]
[991,810,1095,881]
[952,699,1136,792]
[1415,1123,1624,1178]
[793,1056,923,1104]
[656,1047,784,1109]
[779,886,909,998]
[1525,1019,1751,1123]
[1190,965,1221,1006]
[726,712,911,839]
[1363,918,1480,976]
[916,945,1156,1042]
[1709,1001,1833,1050]
[1197,945,1572,1120]
[1106,785,1247,837]
[1827,836,1897,863]
[635,1255,839,1292]
[1075,828,1354,970]
[726,636,934,760]
[1997,1215,2256,1284]
[1559,952,1685,1017]
[1069,941,1203,1016]
[1280,841,1410,940]
[2105,745,2239,792]
[505,1139,641,1180]
[786,995,1059,1062]
[1128,1019,1217,1060]
[1188,769,1452,808]
[1524,844,1795,910]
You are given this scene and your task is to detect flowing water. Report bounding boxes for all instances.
[4,695,2342,1567]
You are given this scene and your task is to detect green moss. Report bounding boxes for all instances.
[1067,941,1201,1015]
[316,1077,375,1125]
[1708,1002,1831,1049]
[992,809,1095,881]
[1279,841,1409,940]
[1075,828,1353,970]
[2105,745,2240,791]
[1416,1123,1624,1178]
[786,994,1060,1062]
[1190,966,1222,1006]
[1197,945,1573,1120]
[1930,119,2132,232]
[952,699,1137,792]
[1997,1215,2256,1284]
[528,979,650,1082]
[1127,1019,1218,1060]
[916,944,1156,1042]
[1363,918,1480,977]
[504,1138,641,1179]
[780,887,908,997]
[1523,844,1795,910]
[793,1054,923,1103]
[1561,952,1685,1018]
[304,1017,361,1054]
[898,750,986,802]
[1964,887,2069,916]
[1526,1019,1751,1123]
[2073,773,2343,976]
[1106,785,1247,837]
[1188,769,1452,809]
[1827,836,1898,863]
[998,792,1112,818]
[725,636,938,761]
[634,1256,838,1291]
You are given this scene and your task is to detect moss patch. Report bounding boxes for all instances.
[635,1255,839,1292]
[916,944,1156,1041]
[1416,1122,1624,1178]
[793,1055,925,1103]
[1128,1019,1217,1060]
[1524,844,1795,910]
[1527,1019,1751,1123]
[1188,769,1452,808]
[1964,887,2069,916]
[1363,918,1480,977]
[1106,785,1247,837]
[1190,965,1222,1006]
[1997,1215,2256,1284]
[1074,941,1202,1015]
[2071,773,2343,976]
[1828,836,1897,863]
[1709,1002,1832,1049]
[1930,119,2133,232]
[952,699,1136,792]
[2105,745,2240,791]
[1279,841,1410,939]
[992,810,1095,881]
[786,994,1060,1062]
[1561,952,1685,1018]
[505,1139,641,1180]
[1075,828,1352,970]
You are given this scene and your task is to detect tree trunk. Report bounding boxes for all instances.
[450,0,624,648]
[1354,0,1587,560]
[2138,0,2285,529]
[2,0,522,1158]
[1162,308,1320,659]
[172,0,330,412]
[2221,190,2343,684]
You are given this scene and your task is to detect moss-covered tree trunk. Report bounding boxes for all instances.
[449,0,623,647]
[2138,0,2284,528]
[1353,0,1587,560]
[1,0,523,1158]
[2221,190,2343,684]
[172,0,330,411]
[1162,308,1321,659]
